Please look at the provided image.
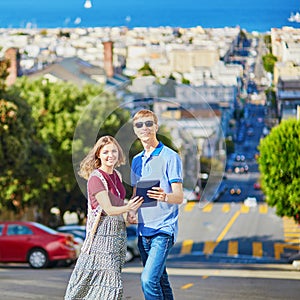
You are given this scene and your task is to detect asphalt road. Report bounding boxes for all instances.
[0,260,299,300]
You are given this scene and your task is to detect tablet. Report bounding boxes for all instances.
[136,179,160,207]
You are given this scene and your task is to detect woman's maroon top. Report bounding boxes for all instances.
[88,169,126,210]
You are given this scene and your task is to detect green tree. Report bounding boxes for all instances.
[258,119,300,222]
[0,91,50,217]
[11,78,133,225]
[138,63,156,77]
[263,34,272,51]
[262,53,277,74]
[1,76,178,225]
[0,59,10,93]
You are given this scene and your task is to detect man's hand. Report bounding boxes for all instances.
[127,210,138,224]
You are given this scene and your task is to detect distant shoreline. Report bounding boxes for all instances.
[0,25,290,34]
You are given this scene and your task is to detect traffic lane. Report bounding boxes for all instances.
[178,202,243,243]
[177,201,288,261]
[217,176,264,203]
[124,264,300,300]
[224,204,283,242]
[0,264,69,300]
[1,262,299,300]
[178,176,266,243]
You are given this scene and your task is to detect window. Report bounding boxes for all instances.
[7,225,33,235]
[0,225,4,236]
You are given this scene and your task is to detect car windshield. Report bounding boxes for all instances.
[32,222,58,234]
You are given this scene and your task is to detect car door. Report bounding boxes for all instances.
[1,224,33,262]
[0,224,5,261]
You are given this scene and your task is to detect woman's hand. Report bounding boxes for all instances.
[127,196,144,211]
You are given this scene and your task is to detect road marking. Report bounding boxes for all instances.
[124,266,300,280]
[286,228,300,232]
[222,203,231,213]
[228,240,238,256]
[184,201,195,212]
[202,203,213,212]
[203,241,218,254]
[216,210,240,242]
[274,243,300,260]
[274,243,283,260]
[181,283,194,290]
[240,204,250,213]
[180,240,193,254]
[284,238,300,243]
[259,204,268,214]
[252,242,263,257]
[285,233,300,237]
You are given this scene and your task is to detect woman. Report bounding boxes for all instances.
[65,136,143,300]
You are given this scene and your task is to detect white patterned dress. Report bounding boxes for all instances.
[64,169,126,300]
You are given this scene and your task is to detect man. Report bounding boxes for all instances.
[128,109,184,300]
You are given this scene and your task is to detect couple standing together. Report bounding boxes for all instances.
[65,109,184,300]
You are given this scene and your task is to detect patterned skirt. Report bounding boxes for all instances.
[64,215,126,300]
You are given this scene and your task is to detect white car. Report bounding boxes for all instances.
[244,197,257,207]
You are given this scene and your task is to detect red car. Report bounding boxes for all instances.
[254,182,261,190]
[0,221,77,269]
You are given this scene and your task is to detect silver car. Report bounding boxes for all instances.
[57,224,140,262]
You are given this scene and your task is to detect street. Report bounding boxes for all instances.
[0,259,299,300]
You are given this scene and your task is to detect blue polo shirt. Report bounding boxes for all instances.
[131,142,183,241]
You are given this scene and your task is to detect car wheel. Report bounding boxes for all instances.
[125,247,134,263]
[28,249,49,269]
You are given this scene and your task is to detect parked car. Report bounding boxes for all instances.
[230,185,241,195]
[57,224,140,263]
[234,164,249,174]
[235,154,245,162]
[0,221,77,269]
[56,225,86,257]
[56,225,86,240]
[253,182,261,190]
[244,197,257,207]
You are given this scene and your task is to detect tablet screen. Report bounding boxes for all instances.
[136,180,160,207]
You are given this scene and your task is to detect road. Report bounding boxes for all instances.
[0,259,299,300]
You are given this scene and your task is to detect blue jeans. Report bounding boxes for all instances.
[138,233,174,300]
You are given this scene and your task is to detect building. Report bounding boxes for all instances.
[276,75,300,120]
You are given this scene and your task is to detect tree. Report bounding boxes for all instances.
[263,34,272,52]
[262,53,277,74]
[0,56,49,218]
[9,77,130,225]
[138,63,156,77]
[0,58,10,93]
[2,76,179,225]
[258,119,300,222]
[0,92,50,218]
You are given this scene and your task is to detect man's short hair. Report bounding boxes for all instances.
[133,109,158,124]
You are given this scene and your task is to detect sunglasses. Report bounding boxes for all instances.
[134,121,154,128]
